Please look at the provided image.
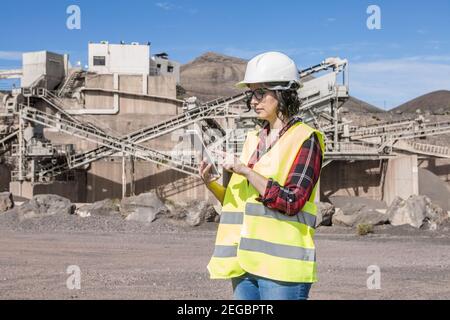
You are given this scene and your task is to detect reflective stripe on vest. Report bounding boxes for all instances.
[239,237,316,262]
[219,212,244,225]
[245,202,316,229]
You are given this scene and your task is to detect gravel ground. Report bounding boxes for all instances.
[0,210,449,300]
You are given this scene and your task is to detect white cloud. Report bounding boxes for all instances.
[155,2,174,10]
[223,47,263,59]
[0,51,23,60]
[155,2,197,14]
[350,57,450,109]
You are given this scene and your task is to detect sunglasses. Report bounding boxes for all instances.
[244,88,271,101]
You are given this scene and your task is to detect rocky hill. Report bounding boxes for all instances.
[390,90,450,114]
[180,52,247,102]
[341,96,384,114]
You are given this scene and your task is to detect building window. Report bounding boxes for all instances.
[167,65,174,73]
[93,56,106,66]
[157,64,161,69]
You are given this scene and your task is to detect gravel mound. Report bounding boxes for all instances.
[418,168,450,212]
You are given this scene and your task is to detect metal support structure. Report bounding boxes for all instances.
[3,55,450,188]
[122,150,126,199]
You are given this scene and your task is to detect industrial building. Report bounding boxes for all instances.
[1,42,450,207]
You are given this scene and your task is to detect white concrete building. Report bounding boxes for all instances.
[88,41,150,75]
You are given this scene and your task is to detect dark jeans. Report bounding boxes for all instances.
[231,273,312,300]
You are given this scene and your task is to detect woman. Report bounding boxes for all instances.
[199,51,325,300]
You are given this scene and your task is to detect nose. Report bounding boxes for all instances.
[250,94,259,107]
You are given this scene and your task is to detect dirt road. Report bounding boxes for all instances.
[0,222,449,300]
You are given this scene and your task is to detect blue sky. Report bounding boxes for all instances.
[1,0,450,109]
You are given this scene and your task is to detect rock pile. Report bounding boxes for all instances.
[120,192,168,223]
[387,195,449,230]
[1,191,447,232]
[328,196,389,228]
[8,194,75,221]
[322,194,449,231]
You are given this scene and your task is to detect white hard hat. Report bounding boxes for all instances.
[236,51,300,89]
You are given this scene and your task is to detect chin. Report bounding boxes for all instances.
[256,114,268,121]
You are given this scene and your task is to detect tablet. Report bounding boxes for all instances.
[186,129,221,179]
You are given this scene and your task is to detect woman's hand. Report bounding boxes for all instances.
[222,155,250,176]
[199,159,219,184]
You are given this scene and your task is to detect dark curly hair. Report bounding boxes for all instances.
[246,82,301,124]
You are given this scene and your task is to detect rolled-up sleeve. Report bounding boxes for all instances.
[256,133,323,216]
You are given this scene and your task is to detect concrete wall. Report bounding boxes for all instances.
[10,171,86,202]
[88,43,150,75]
[0,164,11,192]
[320,160,384,202]
[82,74,177,116]
[86,158,211,203]
[321,157,420,206]
[383,155,419,205]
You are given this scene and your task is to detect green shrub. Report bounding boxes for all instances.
[357,223,373,236]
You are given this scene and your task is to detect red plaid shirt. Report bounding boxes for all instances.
[247,117,323,216]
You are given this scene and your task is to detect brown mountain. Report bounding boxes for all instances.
[180,52,384,113]
[390,90,450,114]
[180,52,247,102]
[341,96,385,114]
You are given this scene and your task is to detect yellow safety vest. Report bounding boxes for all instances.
[207,121,325,283]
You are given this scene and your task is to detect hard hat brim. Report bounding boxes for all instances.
[235,79,301,90]
[235,80,250,89]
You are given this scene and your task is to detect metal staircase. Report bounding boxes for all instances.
[346,118,450,141]
[35,88,106,133]
[391,140,450,159]
[0,129,18,156]
[57,69,83,98]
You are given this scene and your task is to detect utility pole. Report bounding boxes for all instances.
[122,148,126,198]
[130,155,135,196]
[18,104,24,196]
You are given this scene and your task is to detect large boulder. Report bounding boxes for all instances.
[329,196,389,227]
[332,207,389,227]
[164,199,220,226]
[315,202,335,227]
[121,192,168,223]
[387,195,449,229]
[185,201,219,226]
[0,192,14,213]
[76,199,120,218]
[15,194,75,221]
